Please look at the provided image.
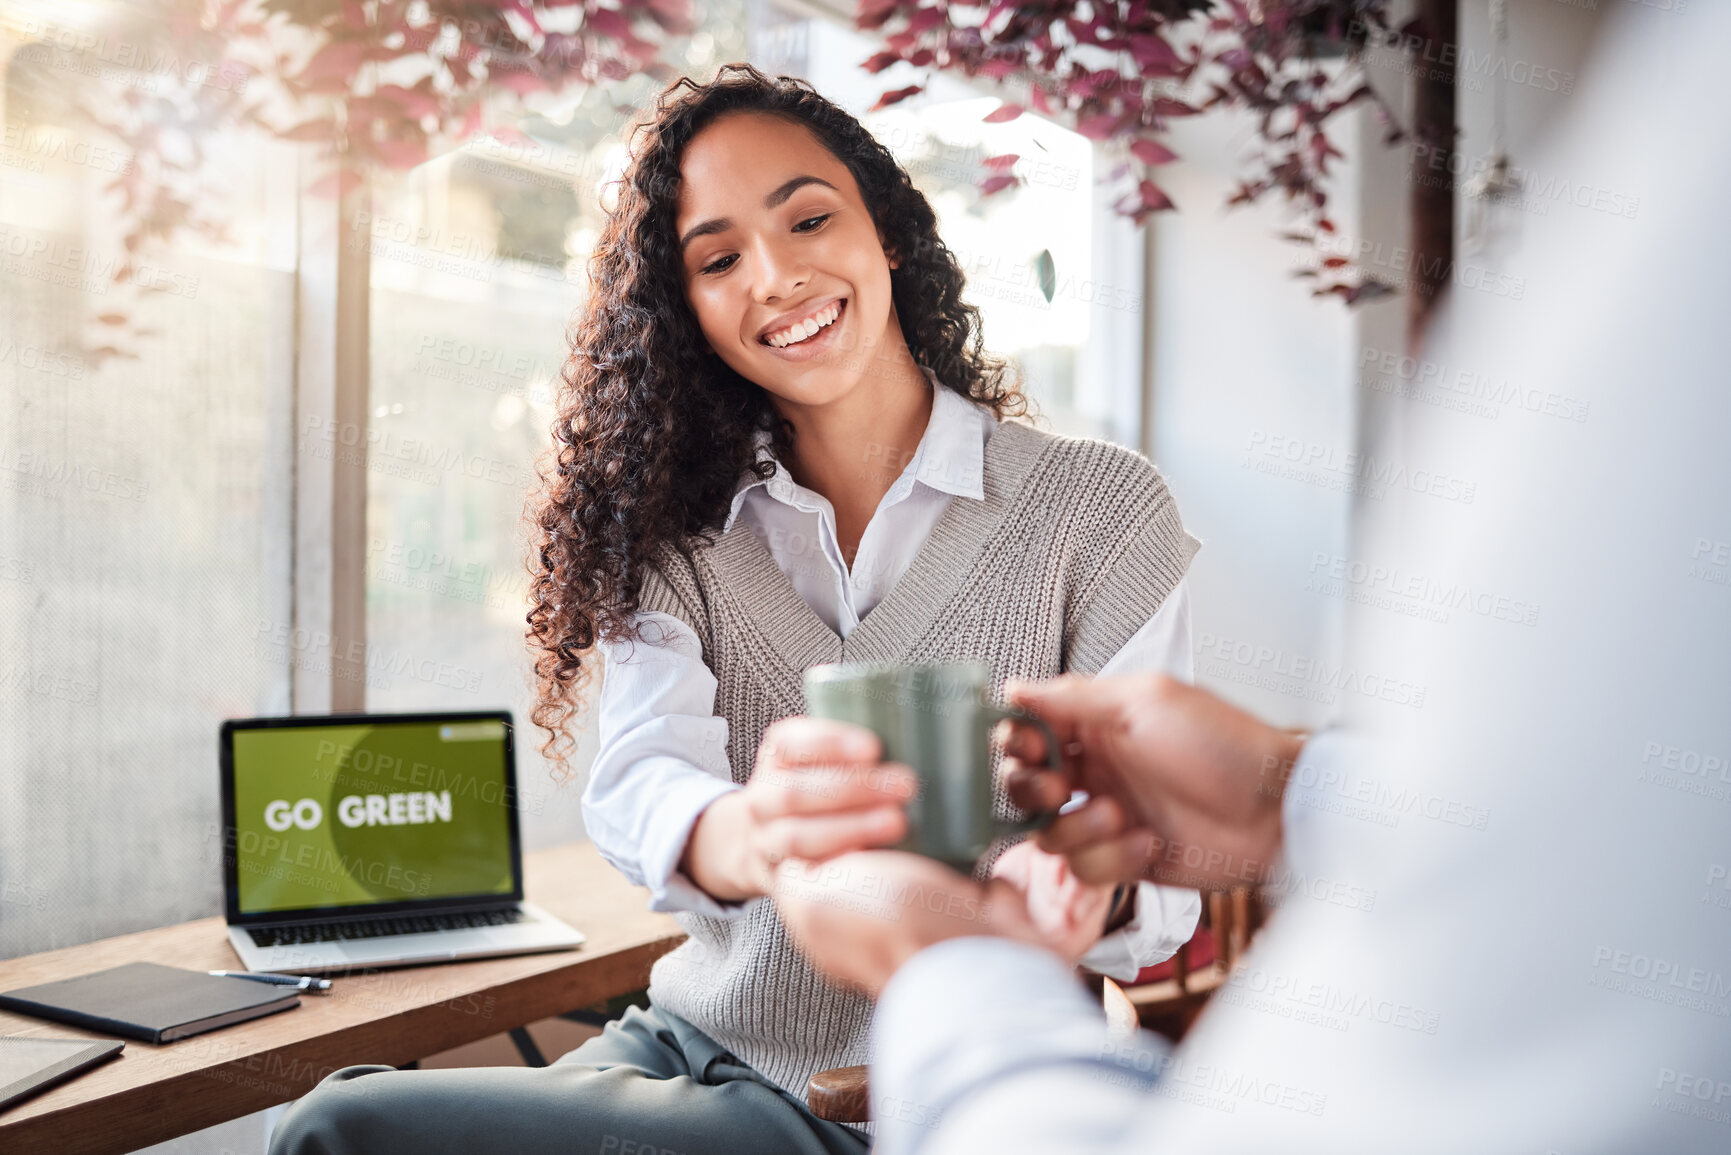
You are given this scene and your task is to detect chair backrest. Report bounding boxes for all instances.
[1125,885,1265,1042]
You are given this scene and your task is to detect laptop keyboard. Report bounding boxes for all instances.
[248,907,526,948]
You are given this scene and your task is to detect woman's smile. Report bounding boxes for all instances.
[760,298,846,355]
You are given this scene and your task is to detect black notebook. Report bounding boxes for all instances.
[0,963,299,1044]
[0,1037,125,1111]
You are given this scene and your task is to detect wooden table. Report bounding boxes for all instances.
[0,842,685,1155]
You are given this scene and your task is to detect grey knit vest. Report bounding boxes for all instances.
[635,418,1199,1098]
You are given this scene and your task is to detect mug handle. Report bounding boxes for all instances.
[986,703,1065,835]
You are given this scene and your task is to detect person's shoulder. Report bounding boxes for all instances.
[991,419,1176,503]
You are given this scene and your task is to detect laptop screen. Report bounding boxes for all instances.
[223,714,518,919]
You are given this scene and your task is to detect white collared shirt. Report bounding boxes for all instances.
[585,379,1200,979]
[725,383,994,638]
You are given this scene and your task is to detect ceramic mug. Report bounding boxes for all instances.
[802,660,1062,870]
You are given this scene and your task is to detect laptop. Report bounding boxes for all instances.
[219,710,584,974]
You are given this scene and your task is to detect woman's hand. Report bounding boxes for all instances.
[774,851,1047,997]
[988,840,1115,965]
[682,717,917,903]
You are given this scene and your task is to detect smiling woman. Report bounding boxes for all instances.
[270,64,1202,1155]
[523,65,1027,767]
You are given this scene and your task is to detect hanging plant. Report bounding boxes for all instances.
[857,0,1403,303]
[26,0,690,359]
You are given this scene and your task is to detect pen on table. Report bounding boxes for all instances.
[209,970,333,994]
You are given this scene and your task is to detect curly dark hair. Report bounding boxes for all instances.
[526,63,1029,772]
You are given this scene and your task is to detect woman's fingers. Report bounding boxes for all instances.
[756,807,907,866]
[751,760,917,820]
[758,716,882,768]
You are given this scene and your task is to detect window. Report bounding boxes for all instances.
[0,10,297,954]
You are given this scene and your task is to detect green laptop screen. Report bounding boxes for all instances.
[230,719,514,915]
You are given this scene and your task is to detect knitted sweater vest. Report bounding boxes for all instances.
[635,419,1200,1098]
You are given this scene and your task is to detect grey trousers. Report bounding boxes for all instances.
[268,1004,870,1155]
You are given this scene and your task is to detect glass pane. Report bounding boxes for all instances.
[0,11,294,955]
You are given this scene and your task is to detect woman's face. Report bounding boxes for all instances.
[675,111,906,411]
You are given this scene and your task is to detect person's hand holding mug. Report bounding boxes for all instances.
[773,851,1048,996]
[1001,674,1305,890]
[682,717,918,902]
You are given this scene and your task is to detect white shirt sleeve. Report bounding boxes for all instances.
[1075,579,1201,980]
[870,735,1333,1155]
[871,937,1167,1155]
[585,611,754,919]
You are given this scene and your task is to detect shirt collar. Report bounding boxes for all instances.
[723,369,993,533]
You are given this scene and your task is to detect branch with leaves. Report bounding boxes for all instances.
[858,0,1403,303]
[34,0,690,358]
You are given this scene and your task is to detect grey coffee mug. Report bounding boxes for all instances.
[801,660,1063,871]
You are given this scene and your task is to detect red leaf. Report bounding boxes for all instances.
[1322,256,1349,269]
[1116,179,1175,221]
[376,83,440,119]
[399,26,440,53]
[1128,34,1182,73]
[862,50,900,73]
[1075,111,1119,140]
[586,8,633,39]
[301,36,374,83]
[905,7,945,32]
[980,174,1018,195]
[857,0,900,31]
[1128,139,1178,166]
[983,103,1024,124]
[982,153,1019,171]
[1029,87,1053,116]
[96,313,127,325]
[1138,181,1175,213]
[872,85,924,111]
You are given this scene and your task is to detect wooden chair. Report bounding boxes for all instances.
[806,973,1141,1124]
[1126,886,1265,1043]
